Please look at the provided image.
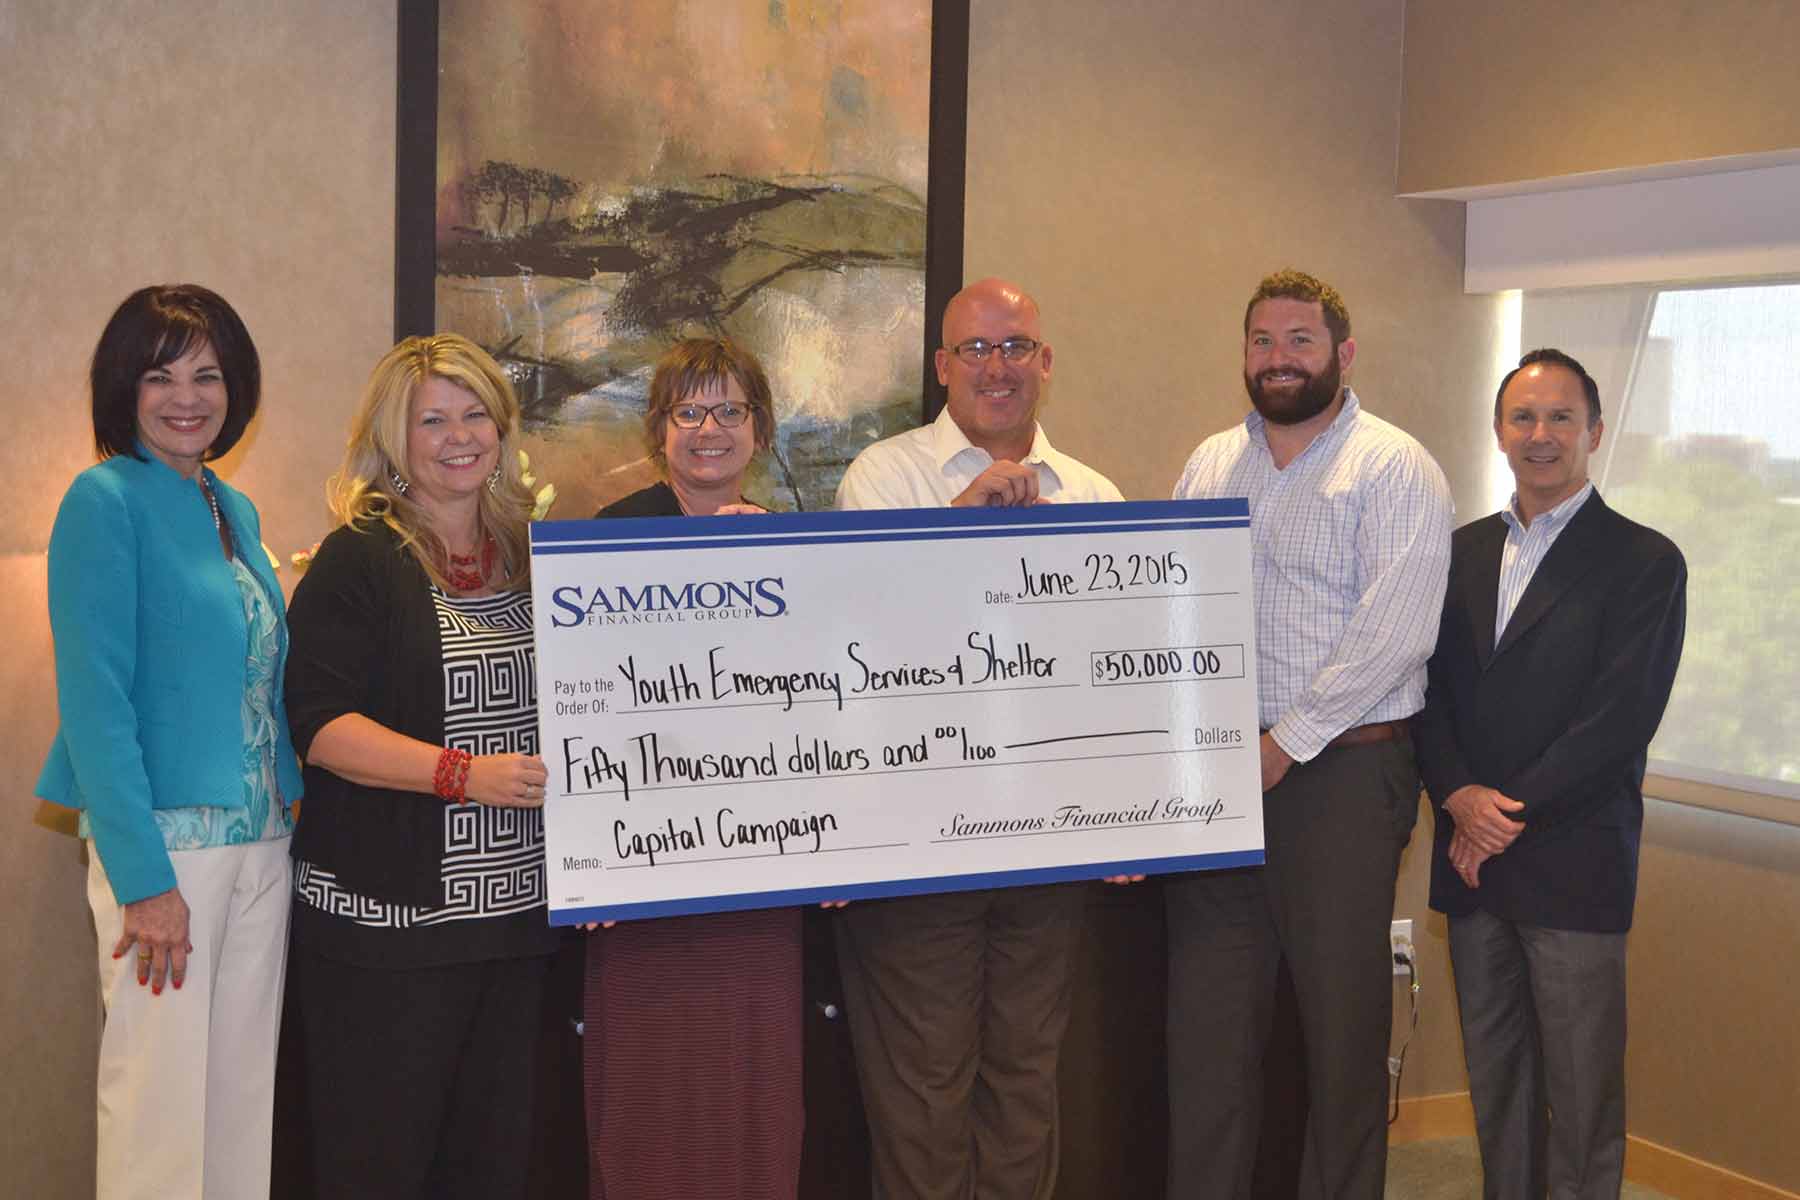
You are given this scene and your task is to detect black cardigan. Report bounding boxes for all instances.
[285,520,472,908]
[597,480,681,519]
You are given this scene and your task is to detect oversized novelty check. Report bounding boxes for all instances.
[531,499,1263,925]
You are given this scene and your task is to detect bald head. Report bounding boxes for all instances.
[933,277,1053,461]
[941,278,1042,346]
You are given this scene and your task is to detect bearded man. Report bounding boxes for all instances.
[1165,270,1454,1199]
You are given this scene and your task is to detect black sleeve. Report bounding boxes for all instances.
[1413,585,1478,808]
[594,482,679,519]
[1502,540,1687,822]
[284,525,389,759]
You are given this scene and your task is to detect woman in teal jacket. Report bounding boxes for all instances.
[37,285,303,1200]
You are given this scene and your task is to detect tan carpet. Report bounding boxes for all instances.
[1386,1137,1676,1199]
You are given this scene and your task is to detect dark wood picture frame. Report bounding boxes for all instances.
[393,0,969,425]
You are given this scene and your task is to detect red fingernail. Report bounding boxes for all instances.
[112,949,123,959]
[172,978,183,990]
[151,984,162,996]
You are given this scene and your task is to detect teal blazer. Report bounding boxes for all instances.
[37,450,304,905]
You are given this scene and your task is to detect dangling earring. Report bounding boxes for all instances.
[389,469,410,496]
[487,466,502,493]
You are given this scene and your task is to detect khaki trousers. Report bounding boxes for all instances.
[835,883,1085,1200]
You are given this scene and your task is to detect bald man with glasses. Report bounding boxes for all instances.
[833,277,1122,1200]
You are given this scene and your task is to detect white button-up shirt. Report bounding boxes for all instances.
[836,406,1124,510]
[1494,481,1593,643]
[1173,389,1454,762]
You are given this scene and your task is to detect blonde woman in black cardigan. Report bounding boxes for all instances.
[284,333,555,1200]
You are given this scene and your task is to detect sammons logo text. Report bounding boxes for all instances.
[549,577,788,627]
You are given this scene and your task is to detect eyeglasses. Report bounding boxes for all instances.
[668,400,752,429]
[948,337,1042,365]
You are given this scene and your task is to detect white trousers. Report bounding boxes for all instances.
[88,837,292,1200]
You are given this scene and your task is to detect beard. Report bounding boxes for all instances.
[1244,354,1342,426]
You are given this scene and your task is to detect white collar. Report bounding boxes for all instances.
[927,404,1058,472]
[1502,480,1594,533]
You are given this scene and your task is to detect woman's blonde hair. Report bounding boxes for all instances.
[327,333,534,592]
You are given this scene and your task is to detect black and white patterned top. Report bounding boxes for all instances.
[294,588,558,966]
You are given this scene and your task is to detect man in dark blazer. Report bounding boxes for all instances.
[1415,348,1686,1200]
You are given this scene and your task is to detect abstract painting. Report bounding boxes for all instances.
[397,0,967,518]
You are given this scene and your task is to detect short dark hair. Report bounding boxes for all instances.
[1243,269,1351,348]
[1494,348,1601,428]
[90,285,261,462]
[643,337,776,459]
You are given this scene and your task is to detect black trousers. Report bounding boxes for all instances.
[1165,738,1419,1200]
[294,945,550,1200]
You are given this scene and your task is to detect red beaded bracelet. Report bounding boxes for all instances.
[434,747,473,804]
[453,752,471,804]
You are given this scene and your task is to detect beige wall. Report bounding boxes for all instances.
[0,2,396,1193]
[1630,799,1800,1188]
[965,0,1501,509]
[1398,0,1800,194]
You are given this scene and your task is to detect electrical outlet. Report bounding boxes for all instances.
[1391,918,1414,976]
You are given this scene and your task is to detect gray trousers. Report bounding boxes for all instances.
[1165,738,1419,1200]
[835,883,1085,1200]
[1449,907,1629,1200]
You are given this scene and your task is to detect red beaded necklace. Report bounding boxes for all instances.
[446,533,496,593]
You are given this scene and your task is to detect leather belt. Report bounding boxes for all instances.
[1324,719,1410,750]
[1259,719,1411,751]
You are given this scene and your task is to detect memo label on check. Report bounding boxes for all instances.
[530,498,1265,924]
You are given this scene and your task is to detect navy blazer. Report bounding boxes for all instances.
[37,450,304,905]
[1414,491,1685,932]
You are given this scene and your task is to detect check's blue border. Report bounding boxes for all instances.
[532,498,1249,555]
[549,847,1265,926]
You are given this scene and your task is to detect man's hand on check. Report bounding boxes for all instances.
[951,462,1042,508]
[1259,732,1294,792]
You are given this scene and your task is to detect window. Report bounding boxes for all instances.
[1519,280,1800,812]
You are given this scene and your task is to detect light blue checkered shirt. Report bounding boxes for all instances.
[1495,482,1593,644]
[1173,389,1454,762]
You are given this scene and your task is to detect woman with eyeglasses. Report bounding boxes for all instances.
[582,337,804,1200]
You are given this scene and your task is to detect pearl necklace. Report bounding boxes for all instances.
[201,478,222,531]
